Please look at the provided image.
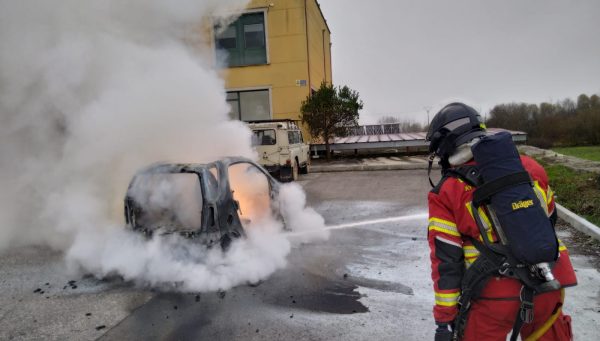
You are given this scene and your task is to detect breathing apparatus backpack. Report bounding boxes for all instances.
[448,131,561,341]
[473,131,558,261]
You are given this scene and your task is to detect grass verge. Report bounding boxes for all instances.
[552,146,600,162]
[540,163,600,227]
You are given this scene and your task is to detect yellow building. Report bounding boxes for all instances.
[214,0,332,128]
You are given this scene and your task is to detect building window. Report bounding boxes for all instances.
[227,89,270,121]
[216,12,267,67]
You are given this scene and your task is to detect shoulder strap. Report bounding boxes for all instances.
[472,171,532,207]
[443,165,483,187]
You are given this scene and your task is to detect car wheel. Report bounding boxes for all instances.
[300,155,310,174]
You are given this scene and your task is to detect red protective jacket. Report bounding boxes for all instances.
[428,155,577,323]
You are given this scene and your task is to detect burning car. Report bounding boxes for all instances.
[124,157,281,249]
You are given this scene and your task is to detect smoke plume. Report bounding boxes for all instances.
[0,0,327,292]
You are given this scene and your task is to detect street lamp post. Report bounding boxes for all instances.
[424,106,432,127]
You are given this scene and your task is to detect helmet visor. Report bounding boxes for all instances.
[442,117,471,132]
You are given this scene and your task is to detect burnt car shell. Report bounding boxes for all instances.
[124,157,281,250]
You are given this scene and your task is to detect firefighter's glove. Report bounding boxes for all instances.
[434,323,453,341]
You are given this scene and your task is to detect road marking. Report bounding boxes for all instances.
[325,213,428,231]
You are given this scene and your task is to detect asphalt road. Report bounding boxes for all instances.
[1,170,599,340]
[97,170,433,340]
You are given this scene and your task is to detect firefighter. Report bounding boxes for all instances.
[425,103,577,341]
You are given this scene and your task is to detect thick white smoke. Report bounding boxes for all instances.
[0,0,327,292]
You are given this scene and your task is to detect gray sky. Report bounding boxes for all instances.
[318,0,600,125]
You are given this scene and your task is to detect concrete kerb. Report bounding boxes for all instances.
[556,203,600,241]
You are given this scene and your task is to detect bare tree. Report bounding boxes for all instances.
[377,116,400,124]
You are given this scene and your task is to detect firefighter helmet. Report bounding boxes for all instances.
[426,102,486,162]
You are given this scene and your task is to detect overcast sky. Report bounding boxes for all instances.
[318,0,600,125]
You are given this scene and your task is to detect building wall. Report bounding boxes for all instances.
[221,0,332,126]
[305,0,331,91]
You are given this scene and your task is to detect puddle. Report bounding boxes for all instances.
[265,271,369,314]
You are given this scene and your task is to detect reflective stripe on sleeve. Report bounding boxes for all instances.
[533,181,549,215]
[435,291,460,307]
[547,186,556,216]
[558,239,567,252]
[463,244,480,268]
[547,186,554,202]
[428,218,460,237]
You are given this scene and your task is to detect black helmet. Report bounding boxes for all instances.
[426,102,486,162]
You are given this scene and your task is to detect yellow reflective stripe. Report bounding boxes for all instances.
[429,226,460,237]
[429,217,456,228]
[558,239,567,252]
[465,202,473,216]
[547,186,554,201]
[428,218,460,237]
[547,185,556,214]
[463,245,479,256]
[466,202,495,242]
[478,207,493,230]
[533,181,548,205]
[464,244,480,267]
[532,181,549,215]
[465,202,493,230]
[435,292,459,306]
[435,300,458,307]
[435,292,460,298]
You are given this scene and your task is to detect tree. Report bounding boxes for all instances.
[487,93,600,148]
[377,115,400,124]
[301,82,363,159]
[577,94,591,111]
[589,94,600,108]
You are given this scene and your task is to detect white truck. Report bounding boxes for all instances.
[248,120,311,181]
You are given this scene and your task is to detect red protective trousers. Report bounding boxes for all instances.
[462,290,573,341]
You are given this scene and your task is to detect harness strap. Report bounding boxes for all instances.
[510,286,535,341]
[472,171,532,207]
[440,165,550,340]
[523,288,565,341]
[428,154,436,187]
[453,238,506,340]
[444,166,482,188]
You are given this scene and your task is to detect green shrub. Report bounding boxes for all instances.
[544,164,600,226]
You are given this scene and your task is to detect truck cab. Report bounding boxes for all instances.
[248,120,310,181]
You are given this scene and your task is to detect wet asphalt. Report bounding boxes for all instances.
[2,169,598,340]
[98,169,433,340]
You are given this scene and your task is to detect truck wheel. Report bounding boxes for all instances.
[292,161,299,181]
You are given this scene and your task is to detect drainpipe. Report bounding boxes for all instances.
[322,29,327,84]
[329,42,333,83]
[304,0,311,97]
